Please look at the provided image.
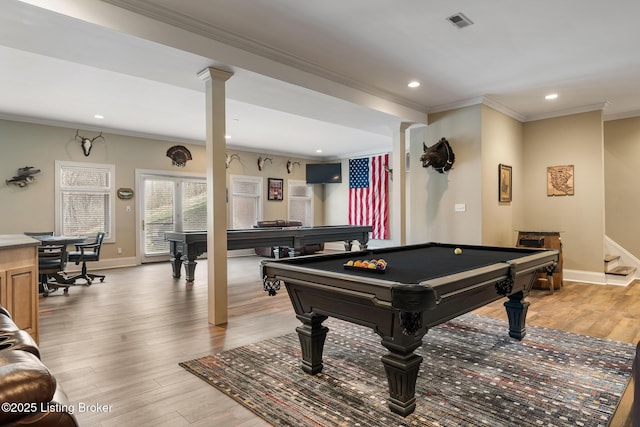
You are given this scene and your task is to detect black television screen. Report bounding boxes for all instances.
[306,163,342,184]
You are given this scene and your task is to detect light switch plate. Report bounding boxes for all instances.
[455,203,466,212]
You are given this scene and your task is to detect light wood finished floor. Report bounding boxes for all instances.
[37,256,640,426]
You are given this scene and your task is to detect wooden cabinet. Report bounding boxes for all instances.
[0,235,39,343]
[516,231,563,292]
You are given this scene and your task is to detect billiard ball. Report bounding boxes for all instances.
[454,248,463,255]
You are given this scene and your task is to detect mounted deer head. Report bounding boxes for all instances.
[75,130,104,157]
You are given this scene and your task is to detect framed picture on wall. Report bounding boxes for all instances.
[498,164,512,202]
[547,165,574,196]
[268,178,284,201]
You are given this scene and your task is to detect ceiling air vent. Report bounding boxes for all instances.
[447,13,474,29]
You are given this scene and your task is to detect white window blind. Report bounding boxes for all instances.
[229,175,262,229]
[182,180,207,231]
[56,161,115,241]
[288,180,313,226]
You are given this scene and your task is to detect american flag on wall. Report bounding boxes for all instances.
[348,153,389,240]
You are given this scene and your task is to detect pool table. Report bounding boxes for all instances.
[165,225,372,282]
[261,242,558,417]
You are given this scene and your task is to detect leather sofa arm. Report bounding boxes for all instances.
[0,351,57,425]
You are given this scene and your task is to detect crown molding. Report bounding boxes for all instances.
[428,96,527,122]
[100,0,428,114]
[0,112,205,146]
[524,102,610,122]
[481,96,527,122]
[603,109,640,122]
[429,97,614,123]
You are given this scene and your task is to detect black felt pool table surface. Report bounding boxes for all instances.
[288,244,541,284]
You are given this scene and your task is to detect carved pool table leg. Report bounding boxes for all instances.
[170,252,183,279]
[343,240,353,251]
[503,290,530,340]
[183,258,197,283]
[295,314,329,375]
[380,341,423,417]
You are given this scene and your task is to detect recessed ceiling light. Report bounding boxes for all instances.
[408,81,421,88]
[316,149,322,153]
[545,93,558,100]
[225,135,231,139]
[94,114,104,119]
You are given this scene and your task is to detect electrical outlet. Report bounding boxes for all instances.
[455,203,466,212]
[117,247,122,255]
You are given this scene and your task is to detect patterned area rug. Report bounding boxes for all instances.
[180,314,634,427]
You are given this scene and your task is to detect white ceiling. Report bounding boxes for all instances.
[2,0,640,159]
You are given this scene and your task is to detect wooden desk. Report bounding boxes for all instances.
[0,234,39,343]
[516,231,563,292]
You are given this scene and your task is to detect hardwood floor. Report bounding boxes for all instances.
[37,256,639,426]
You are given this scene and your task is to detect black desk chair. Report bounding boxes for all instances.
[67,232,106,285]
[38,244,69,297]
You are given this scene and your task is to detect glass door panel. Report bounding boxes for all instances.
[142,178,175,257]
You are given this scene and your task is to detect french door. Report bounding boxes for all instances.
[139,173,206,263]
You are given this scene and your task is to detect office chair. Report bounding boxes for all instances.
[38,243,69,297]
[67,232,106,285]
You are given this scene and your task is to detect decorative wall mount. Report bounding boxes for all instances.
[286,160,301,174]
[6,166,41,187]
[166,145,192,167]
[257,156,272,171]
[75,129,104,157]
[117,188,134,199]
[225,153,240,169]
[420,137,455,173]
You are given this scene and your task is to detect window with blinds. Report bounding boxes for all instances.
[55,161,115,240]
[229,175,263,229]
[287,180,313,226]
[182,181,207,231]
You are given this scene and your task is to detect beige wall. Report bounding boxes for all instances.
[408,105,483,245]
[0,119,316,262]
[522,111,605,272]
[223,150,322,224]
[0,108,622,277]
[480,105,525,247]
[604,116,640,258]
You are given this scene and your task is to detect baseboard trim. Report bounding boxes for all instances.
[563,269,635,286]
[64,256,138,273]
[74,257,635,287]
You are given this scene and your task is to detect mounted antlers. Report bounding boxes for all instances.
[75,130,104,157]
[225,153,240,169]
[286,160,301,174]
[257,157,272,171]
